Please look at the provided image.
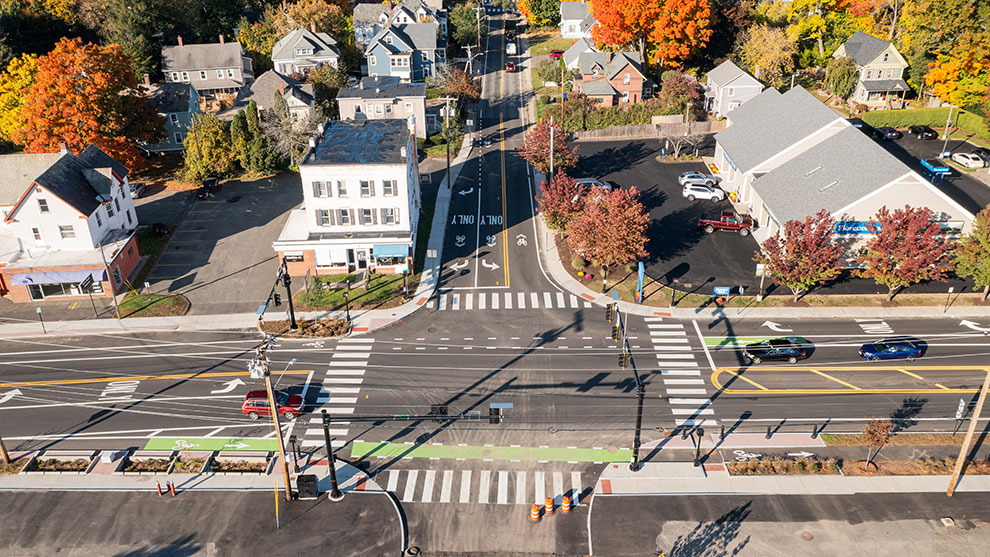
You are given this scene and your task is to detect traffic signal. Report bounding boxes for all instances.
[489,407,502,424]
[618,350,627,368]
[612,322,620,341]
[605,303,613,322]
[282,272,291,287]
[273,293,282,306]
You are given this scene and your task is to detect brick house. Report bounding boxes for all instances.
[574,52,653,106]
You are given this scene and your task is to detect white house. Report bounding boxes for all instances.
[271,27,340,75]
[0,145,142,302]
[273,118,421,276]
[560,2,597,39]
[337,76,429,138]
[712,86,974,260]
[704,60,763,119]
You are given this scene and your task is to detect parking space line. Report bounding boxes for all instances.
[809,369,861,390]
[897,369,925,380]
[934,383,951,390]
[719,369,769,391]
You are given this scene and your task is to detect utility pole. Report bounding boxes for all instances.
[281,258,298,330]
[439,96,456,190]
[549,116,554,182]
[250,337,294,501]
[98,240,121,319]
[940,105,956,159]
[612,306,646,472]
[474,4,483,51]
[464,45,475,75]
[321,409,344,500]
[947,369,990,496]
[560,62,565,121]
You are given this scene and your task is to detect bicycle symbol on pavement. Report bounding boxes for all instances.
[486,235,497,247]
[171,440,199,450]
[302,341,325,348]
[516,234,528,246]
[733,450,762,462]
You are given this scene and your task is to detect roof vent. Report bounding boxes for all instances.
[400,146,407,158]
[819,180,838,192]
[309,138,317,148]
[805,165,823,177]
[375,87,381,93]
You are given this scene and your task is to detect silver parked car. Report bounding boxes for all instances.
[678,171,722,187]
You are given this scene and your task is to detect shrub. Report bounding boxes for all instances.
[862,108,990,142]
[571,256,587,270]
[624,262,636,273]
[794,460,806,472]
[539,94,552,105]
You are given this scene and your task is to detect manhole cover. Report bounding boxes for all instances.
[801,532,814,541]
[226,196,241,203]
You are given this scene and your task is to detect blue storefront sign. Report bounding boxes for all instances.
[834,222,879,235]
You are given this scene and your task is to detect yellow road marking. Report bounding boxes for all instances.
[1,370,313,389]
[500,113,509,287]
[720,369,769,391]
[897,368,925,380]
[935,383,951,390]
[808,369,861,390]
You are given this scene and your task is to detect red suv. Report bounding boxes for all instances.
[549,50,565,59]
[242,390,304,420]
[505,62,516,72]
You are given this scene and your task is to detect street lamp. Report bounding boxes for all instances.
[272,358,297,390]
[343,291,350,322]
[402,269,409,300]
[281,258,298,330]
[288,434,300,473]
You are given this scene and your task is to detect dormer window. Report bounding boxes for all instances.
[385,36,393,45]
[295,48,314,56]
[882,53,889,63]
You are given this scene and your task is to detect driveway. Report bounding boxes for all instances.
[144,173,303,315]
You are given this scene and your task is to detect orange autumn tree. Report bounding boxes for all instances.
[591,0,713,70]
[15,38,164,170]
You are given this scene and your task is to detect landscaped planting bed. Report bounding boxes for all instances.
[122,457,173,474]
[726,457,841,476]
[842,458,990,476]
[1,457,30,475]
[35,458,92,472]
[171,458,208,474]
[211,459,268,473]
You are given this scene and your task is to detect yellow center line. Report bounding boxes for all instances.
[808,369,862,390]
[719,369,769,391]
[0,370,313,389]
[897,368,925,380]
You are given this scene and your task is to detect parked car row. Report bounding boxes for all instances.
[741,337,922,364]
[853,122,989,168]
[952,149,990,168]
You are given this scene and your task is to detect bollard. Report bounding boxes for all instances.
[156,481,163,496]
[766,426,772,440]
[545,497,554,515]
[719,425,726,440]
[561,495,571,513]
[530,503,541,522]
[167,481,176,497]
[811,424,819,439]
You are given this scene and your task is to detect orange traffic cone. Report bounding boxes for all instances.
[530,503,541,522]
[545,497,554,515]
[561,495,571,513]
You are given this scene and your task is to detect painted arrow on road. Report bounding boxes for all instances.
[0,388,22,405]
[450,260,469,270]
[762,321,793,333]
[960,320,990,333]
[210,378,245,395]
[223,442,250,449]
[787,451,815,458]
[457,188,475,196]
[481,259,500,271]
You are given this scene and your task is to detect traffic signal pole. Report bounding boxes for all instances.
[321,409,344,500]
[251,337,293,501]
[281,258,298,330]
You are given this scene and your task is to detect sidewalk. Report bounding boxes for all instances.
[597,460,990,496]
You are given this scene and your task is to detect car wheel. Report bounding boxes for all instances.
[870,356,880,362]
[282,412,296,421]
[248,411,260,420]
[687,195,696,201]
[752,357,762,365]
[907,356,916,362]
[704,225,715,234]
[788,356,798,364]
[739,227,750,237]
[705,181,714,187]
[714,196,723,203]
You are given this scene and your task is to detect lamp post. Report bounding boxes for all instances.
[281,259,298,330]
[402,270,409,300]
[343,291,350,322]
[288,434,300,473]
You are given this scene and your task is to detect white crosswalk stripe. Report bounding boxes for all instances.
[300,339,373,450]
[431,291,600,311]
[378,469,590,505]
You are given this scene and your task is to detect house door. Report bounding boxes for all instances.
[356,250,368,269]
[28,284,44,301]
[346,249,356,272]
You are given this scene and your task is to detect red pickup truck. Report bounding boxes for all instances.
[699,211,755,236]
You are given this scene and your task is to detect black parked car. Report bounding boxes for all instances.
[742,338,807,364]
[874,127,902,140]
[196,176,220,200]
[909,125,938,139]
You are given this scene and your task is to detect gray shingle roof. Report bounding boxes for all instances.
[220,70,313,117]
[354,3,390,24]
[303,119,411,165]
[31,146,127,216]
[337,76,427,99]
[162,42,246,72]
[579,51,642,78]
[271,28,338,62]
[862,78,910,92]
[580,80,617,96]
[706,60,761,88]
[563,38,596,68]
[560,1,589,20]
[839,31,891,66]
[715,87,841,174]
[0,153,65,206]
[752,126,912,224]
[366,22,438,55]
[147,82,195,113]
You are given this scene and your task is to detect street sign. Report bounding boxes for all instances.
[755,263,766,278]
[79,275,94,293]
[957,399,966,420]
[713,286,730,297]
[611,291,619,302]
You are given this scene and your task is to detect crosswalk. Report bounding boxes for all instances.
[645,318,718,428]
[376,468,590,506]
[429,291,593,311]
[300,338,374,449]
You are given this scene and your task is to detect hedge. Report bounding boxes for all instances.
[862,108,990,142]
[535,97,685,131]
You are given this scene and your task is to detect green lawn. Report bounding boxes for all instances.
[119,294,188,318]
[298,274,407,311]
[528,34,575,56]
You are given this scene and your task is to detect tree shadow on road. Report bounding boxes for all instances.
[890,396,927,433]
[113,535,201,557]
[661,501,752,557]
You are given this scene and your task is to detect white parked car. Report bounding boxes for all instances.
[678,171,722,187]
[682,184,724,202]
[952,152,986,169]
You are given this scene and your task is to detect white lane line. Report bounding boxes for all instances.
[571,472,582,505]
[338,338,374,344]
[505,292,512,309]
[649,331,690,336]
[666,389,709,395]
[460,470,472,503]
[332,352,371,360]
[543,292,552,308]
[440,470,453,503]
[531,292,540,308]
[323,377,363,384]
[316,397,358,404]
[421,470,436,503]
[327,387,360,394]
[515,471,527,505]
[656,360,700,367]
[534,471,545,506]
[439,293,447,310]
[693,320,718,372]
[335,345,374,351]
[644,317,665,322]
[479,470,491,504]
[663,378,706,385]
[669,398,713,405]
[325,408,355,414]
[387,470,399,492]
[651,338,690,344]
[553,472,564,506]
[326,364,367,370]
[402,470,418,502]
[672,408,715,415]
[301,369,315,401]
[203,427,224,438]
[656,354,698,359]
[497,471,508,504]
[647,324,684,329]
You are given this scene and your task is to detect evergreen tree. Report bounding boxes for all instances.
[230,109,250,171]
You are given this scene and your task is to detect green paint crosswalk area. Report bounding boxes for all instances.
[349,441,632,463]
[144,437,278,451]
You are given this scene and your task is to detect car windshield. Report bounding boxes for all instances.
[873,342,889,352]
[274,391,290,406]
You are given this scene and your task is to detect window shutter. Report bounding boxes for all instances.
[372,210,378,225]
[349,209,355,225]
[315,209,322,226]
[312,182,320,197]
[394,207,400,225]
[370,182,376,197]
[380,208,387,224]
[328,210,336,226]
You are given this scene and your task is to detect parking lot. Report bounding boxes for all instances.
[572,137,987,296]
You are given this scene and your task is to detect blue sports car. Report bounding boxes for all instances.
[859,339,921,361]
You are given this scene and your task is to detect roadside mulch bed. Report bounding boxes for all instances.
[36,458,90,472]
[1,458,29,475]
[211,459,267,473]
[822,433,968,446]
[123,458,171,473]
[293,273,416,312]
[119,294,189,318]
[261,318,350,337]
[172,459,207,474]
[727,457,840,475]
[842,458,990,476]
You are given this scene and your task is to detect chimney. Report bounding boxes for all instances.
[177,36,183,47]
[310,21,316,34]
[407,115,416,138]
[219,34,225,44]
[359,80,364,90]
[58,141,68,154]
[143,73,151,86]
[279,81,285,95]
[400,146,407,158]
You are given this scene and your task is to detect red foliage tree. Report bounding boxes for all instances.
[591,0,713,69]
[857,205,957,299]
[14,38,164,170]
[537,172,584,232]
[443,67,481,102]
[567,187,649,278]
[516,117,577,176]
[756,209,843,300]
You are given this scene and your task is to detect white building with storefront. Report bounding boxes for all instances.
[273,118,421,276]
